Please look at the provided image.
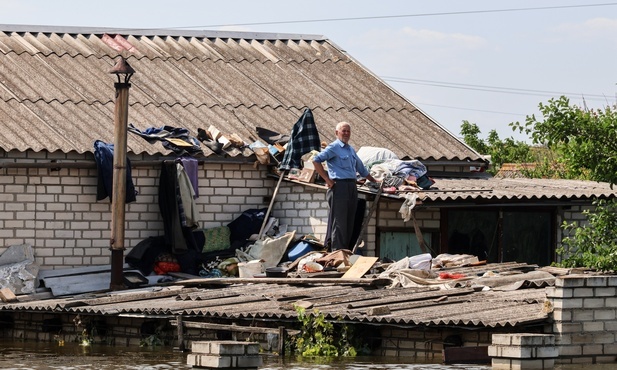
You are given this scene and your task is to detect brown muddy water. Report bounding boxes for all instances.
[0,340,614,369]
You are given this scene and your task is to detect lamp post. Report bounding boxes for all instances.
[109,57,135,290]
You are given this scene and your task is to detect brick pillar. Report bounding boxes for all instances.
[186,340,263,369]
[488,333,557,369]
[547,275,617,364]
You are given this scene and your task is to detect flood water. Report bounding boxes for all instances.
[0,340,614,370]
[1,340,486,370]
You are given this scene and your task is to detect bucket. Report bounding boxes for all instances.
[238,260,263,278]
[287,241,315,262]
[265,266,288,278]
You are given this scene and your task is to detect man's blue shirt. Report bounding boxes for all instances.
[313,139,369,180]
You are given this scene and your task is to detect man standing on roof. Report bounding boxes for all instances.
[312,122,378,251]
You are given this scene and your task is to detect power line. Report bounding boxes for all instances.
[383,76,612,102]
[414,102,524,117]
[175,3,617,29]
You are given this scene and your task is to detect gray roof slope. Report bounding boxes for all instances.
[0,25,481,162]
[411,177,617,204]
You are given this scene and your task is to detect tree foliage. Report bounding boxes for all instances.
[557,199,617,272]
[290,306,362,357]
[459,120,533,175]
[511,96,617,184]
[461,97,617,271]
[508,96,617,270]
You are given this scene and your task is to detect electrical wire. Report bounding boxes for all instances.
[175,3,617,29]
[383,77,612,102]
[413,102,524,117]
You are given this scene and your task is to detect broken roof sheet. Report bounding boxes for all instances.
[1,263,551,329]
[0,25,482,162]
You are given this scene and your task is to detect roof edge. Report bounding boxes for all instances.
[0,24,327,41]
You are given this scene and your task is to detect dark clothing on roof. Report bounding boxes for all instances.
[256,126,290,145]
[128,123,203,157]
[93,140,137,203]
[278,108,321,170]
[159,162,185,254]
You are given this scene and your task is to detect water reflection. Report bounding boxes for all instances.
[0,340,489,370]
[1,340,614,370]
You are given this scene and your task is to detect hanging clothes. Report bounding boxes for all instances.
[93,140,137,203]
[176,162,200,228]
[278,108,321,170]
[158,162,187,254]
[179,157,199,198]
[158,161,201,273]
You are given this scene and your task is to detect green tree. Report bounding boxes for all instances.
[460,120,488,154]
[459,120,533,175]
[557,199,617,271]
[510,96,617,271]
[511,96,617,184]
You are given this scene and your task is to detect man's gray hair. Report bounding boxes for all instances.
[336,121,351,131]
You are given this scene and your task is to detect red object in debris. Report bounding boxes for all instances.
[382,186,397,194]
[153,261,181,275]
[439,272,466,279]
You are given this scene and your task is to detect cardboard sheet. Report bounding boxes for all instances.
[342,256,378,279]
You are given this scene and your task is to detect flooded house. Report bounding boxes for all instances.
[1,25,617,366]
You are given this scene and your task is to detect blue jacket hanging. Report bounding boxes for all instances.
[94,140,137,203]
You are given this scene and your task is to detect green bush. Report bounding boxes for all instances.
[290,306,360,357]
[557,199,617,272]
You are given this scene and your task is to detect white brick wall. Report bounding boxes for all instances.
[272,183,439,256]
[0,150,275,270]
[547,275,617,364]
[555,204,597,264]
[0,149,451,269]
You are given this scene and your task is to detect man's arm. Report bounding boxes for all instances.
[354,153,378,183]
[312,161,335,188]
[365,173,378,183]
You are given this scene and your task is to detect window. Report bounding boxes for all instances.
[446,210,499,261]
[444,208,554,266]
[502,211,552,266]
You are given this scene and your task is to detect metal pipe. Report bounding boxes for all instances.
[109,80,131,290]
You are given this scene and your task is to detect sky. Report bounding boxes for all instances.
[1,0,616,142]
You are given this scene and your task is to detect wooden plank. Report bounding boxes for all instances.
[0,287,17,302]
[352,182,384,253]
[178,276,390,287]
[342,256,379,279]
[170,320,300,336]
[64,287,196,308]
[16,291,54,302]
[258,170,286,239]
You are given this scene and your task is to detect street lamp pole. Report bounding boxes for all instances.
[109,57,135,290]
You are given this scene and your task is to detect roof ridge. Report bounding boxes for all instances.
[0,24,327,41]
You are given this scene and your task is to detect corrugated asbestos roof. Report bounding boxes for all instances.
[0,25,482,162]
[1,263,550,329]
[371,176,617,204]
